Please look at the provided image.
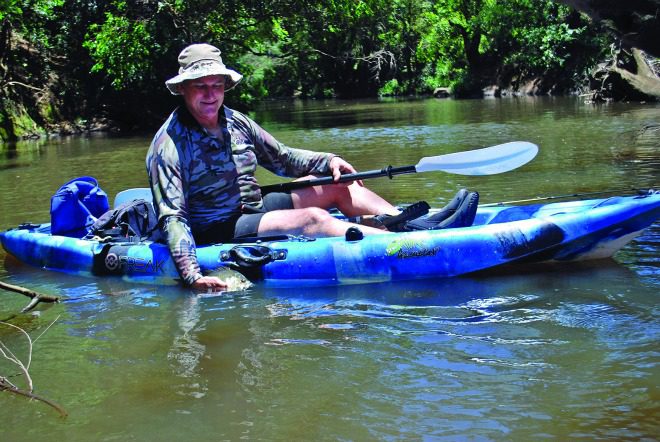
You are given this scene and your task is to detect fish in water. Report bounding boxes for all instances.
[205,266,253,292]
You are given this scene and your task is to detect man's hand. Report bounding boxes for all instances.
[329,156,362,186]
[191,276,229,291]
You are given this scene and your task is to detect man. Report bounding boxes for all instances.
[147,43,477,290]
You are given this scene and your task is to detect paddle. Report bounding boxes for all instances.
[260,141,538,194]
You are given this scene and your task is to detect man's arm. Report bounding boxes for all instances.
[234,111,337,178]
[147,131,213,287]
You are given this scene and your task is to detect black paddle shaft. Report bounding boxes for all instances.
[260,164,417,194]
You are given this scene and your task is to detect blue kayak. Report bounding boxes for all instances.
[1,191,659,287]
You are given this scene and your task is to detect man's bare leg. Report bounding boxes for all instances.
[257,207,387,237]
[290,181,399,217]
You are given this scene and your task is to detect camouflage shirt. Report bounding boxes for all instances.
[146,105,335,285]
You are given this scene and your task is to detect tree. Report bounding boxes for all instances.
[0,0,651,142]
[554,0,659,57]
[0,0,64,139]
[413,0,608,96]
[553,0,660,100]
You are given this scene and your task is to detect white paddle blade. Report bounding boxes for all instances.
[415,141,539,175]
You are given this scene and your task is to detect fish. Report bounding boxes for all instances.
[205,266,253,292]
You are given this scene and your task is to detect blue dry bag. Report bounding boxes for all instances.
[50,176,110,237]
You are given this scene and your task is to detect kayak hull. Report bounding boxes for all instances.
[2,192,659,287]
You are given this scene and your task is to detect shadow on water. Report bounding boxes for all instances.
[255,259,656,321]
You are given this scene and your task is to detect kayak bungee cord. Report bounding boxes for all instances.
[481,187,658,207]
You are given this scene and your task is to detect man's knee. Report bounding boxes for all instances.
[299,207,333,225]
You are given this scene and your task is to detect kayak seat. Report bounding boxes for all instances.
[396,189,479,231]
[114,188,153,209]
[430,190,479,229]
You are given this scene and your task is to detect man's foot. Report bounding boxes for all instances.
[402,189,479,231]
[374,201,430,231]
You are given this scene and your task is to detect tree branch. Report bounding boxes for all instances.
[0,281,60,313]
[3,81,43,92]
[0,379,68,417]
[0,318,67,417]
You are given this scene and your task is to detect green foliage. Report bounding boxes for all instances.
[0,0,64,21]
[83,13,154,90]
[379,79,401,96]
[0,1,22,21]
[1,0,64,51]
[0,0,621,140]
[411,0,610,95]
[70,0,612,99]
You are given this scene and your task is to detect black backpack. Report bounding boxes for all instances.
[85,199,161,242]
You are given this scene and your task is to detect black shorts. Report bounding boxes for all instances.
[193,192,294,245]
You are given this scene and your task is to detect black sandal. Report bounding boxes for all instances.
[374,201,430,231]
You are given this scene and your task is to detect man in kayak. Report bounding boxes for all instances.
[147,43,478,290]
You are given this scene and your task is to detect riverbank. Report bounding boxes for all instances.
[2,80,658,145]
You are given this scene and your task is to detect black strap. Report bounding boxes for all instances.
[379,201,430,229]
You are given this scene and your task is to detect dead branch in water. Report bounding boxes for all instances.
[0,280,60,313]
[0,380,68,417]
[0,318,67,417]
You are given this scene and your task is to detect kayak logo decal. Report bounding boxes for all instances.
[94,245,166,276]
[106,254,165,273]
[105,252,120,271]
[386,238,440,259]
[104,252,164,273]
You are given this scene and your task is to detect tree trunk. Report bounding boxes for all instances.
[554,0,660,57]
[610,48,660,98]
[0,18,11,83]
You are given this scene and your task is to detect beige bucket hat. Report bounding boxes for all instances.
[165,43,243,95]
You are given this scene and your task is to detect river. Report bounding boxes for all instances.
[0,97,658,440]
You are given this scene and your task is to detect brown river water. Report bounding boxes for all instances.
[0,97,658,440]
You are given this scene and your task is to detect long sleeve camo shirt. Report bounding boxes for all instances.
[146,105,336,285]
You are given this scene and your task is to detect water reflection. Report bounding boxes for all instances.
[168,295,206,391]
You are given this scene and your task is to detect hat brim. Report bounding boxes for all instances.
[165,62,243,95]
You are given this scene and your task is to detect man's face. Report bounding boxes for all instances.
[179,75,226,127]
